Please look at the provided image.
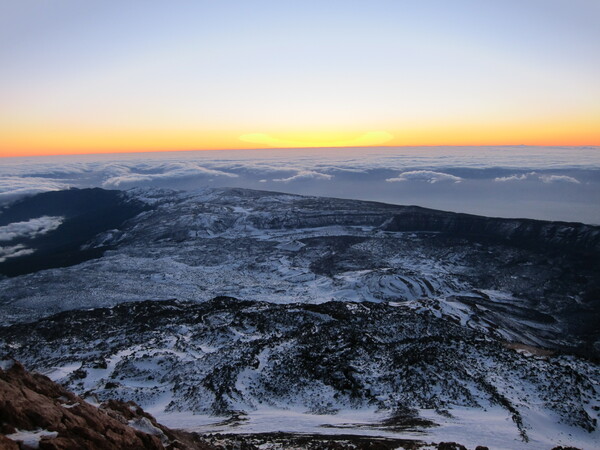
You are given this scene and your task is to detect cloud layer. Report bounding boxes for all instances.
[0,244,34,263]
[494,172,581,184]
[272,170,333,183]
[539,174,580,184]
[386,170,462,184]
[0,216,64,242]
[0,177,70,201]
[1,146,599,224]
[102,162,238,188]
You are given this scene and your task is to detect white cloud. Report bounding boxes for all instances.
[272,170,333,183]
[0,216,64,241]
[493,172,580,185]
[386,170,462,184]
[539,174,580,184]
[0,244,34,263]
[0,177,70,201]
[494,173,534,182]
[102,162,238,188]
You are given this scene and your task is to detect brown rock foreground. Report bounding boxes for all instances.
[0,360,210,450]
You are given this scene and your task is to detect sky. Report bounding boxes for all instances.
[1,0,599,157]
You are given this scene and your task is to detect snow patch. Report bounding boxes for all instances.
[5,429,58,448]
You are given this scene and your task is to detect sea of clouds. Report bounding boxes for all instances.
[1,146,599,224]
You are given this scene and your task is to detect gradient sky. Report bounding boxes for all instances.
[1,0,599,156]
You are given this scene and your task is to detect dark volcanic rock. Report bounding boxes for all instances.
[380,206,600,253]
[0,361,210,449]
[436,443,467,450]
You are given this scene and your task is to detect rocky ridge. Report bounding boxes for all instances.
[0,360,209,449]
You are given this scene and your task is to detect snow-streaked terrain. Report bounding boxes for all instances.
[1,188,597,355]
[0,187,599,448]
[2,298,599,449]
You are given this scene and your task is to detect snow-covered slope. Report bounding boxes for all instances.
[1,187,598,356]
[0,187,599,448]
[1,298,599,449]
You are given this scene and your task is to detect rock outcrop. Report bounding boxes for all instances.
[0,360,209,449]
[380,207,600,253]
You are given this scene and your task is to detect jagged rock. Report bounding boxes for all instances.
[0,361,211,449]
[437,443,467,450]
[0,435,19,450]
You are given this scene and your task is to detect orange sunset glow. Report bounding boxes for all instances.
[1,119,599,158]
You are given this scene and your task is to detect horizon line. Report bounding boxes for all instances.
[2,143,600,159]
